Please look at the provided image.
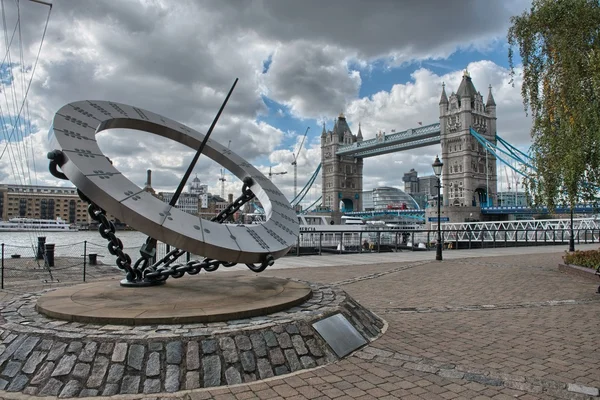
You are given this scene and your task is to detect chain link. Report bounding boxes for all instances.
[75,177,275,284]
[141,178,275,281]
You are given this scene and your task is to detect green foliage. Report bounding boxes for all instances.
[508,0,600,211]
[563,249,600,269]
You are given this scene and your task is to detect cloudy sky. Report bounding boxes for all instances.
[0,0,532,208]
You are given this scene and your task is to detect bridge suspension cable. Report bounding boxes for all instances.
[469,128,535,178]
[291,163,321,207]
[299,196,322,214]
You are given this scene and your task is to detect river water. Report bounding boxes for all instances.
[0,230,155,261]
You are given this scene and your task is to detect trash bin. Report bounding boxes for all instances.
[88,253,98,265]
[36,236,46,260]
[45,243,55,267]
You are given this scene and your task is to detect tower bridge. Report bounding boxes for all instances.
[320,70,498,223]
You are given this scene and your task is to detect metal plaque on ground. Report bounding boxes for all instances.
[312,313,367,357]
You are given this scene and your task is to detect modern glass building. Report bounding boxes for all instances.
[361,187,420,211]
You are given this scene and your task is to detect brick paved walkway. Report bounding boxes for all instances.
[1,244,599,399]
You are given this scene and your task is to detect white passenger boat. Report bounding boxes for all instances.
[0,217,78,232]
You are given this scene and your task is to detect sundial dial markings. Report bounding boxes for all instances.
[55,113,96,131]
[262,225,288,247]
[158,206,175,224]
[55,128,97,142]
[224,224,243,253]
[86,170,122,180]
[86,101,114,118]
[245,227,270,250]
[68,104,104,122]
[121,189,145,203]
[62,148,105,160]
[271,219,295,237]
[50,99,299,266]
[108,102,129,116]
[132,107,150,121]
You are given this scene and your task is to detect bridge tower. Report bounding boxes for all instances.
[439,70,497,213]
[321,113,364,213]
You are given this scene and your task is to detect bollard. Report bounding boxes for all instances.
[83,241,87,282]
[45,243,55,267]
[88,253,98,265]
[36,237,46,260]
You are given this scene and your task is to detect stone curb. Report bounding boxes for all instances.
[374,297,600,314]
[558,263,600,282]
[358,348,600,399]
[0,283,385,397]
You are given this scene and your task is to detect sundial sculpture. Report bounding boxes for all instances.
[47,79,299,286]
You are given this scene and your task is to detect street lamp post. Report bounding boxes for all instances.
[569,206,575,252]
[432,156,444,261]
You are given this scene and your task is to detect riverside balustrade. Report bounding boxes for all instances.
[0,227,598,288]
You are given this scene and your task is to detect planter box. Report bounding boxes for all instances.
[558,263,600,282]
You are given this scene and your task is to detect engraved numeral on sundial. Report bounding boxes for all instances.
[64,115,91,129]
[92,170,116,179]
[74,148,96,158]
[109,102,128,116]
[88,102,112,117]
[72,106,95,119]
[124,191,140,201]
[133,107,149,121]
[272,199,292,210]
[60,129,93,141]
[264,227,287,246]
[159,211,173,220]
[273,220,294,236]
[247,228,269,250]
[276,211,296,224]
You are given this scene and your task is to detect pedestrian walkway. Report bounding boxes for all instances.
[1,244,599,399]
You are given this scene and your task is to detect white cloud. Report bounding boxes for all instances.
[0,0,533,207]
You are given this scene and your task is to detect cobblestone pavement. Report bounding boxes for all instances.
[1,245,599,399]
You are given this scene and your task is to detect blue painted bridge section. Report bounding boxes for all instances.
[343,205,598,220]
[336,123,441,158]
[481,205,598,215]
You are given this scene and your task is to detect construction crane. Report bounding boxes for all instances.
[291,127,310,199]
[268,166,287,179]
[218,169,226,199]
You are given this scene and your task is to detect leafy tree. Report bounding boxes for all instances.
[508,0,600,211]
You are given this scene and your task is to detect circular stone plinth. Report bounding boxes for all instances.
[35,276,312,325]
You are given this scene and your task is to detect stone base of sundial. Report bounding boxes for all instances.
[36,276,312,325]
[0,277,385,398]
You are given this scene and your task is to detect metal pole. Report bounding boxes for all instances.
[436,177,443,261]
[83,241,87,282]
[486,147,489,206]
[569,207,575,252]
[1,243,4,289]
[144,78,239,255]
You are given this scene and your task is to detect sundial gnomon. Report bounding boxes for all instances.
[47,82,299,286]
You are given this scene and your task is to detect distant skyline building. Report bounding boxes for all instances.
[361,186,420,211]
[158,175,210,215]
[402,169,438,209]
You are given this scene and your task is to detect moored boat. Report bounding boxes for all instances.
[0,217,78,232]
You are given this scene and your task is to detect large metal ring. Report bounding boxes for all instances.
[48,101,299,264]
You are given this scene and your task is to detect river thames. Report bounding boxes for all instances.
[0,230,160,262]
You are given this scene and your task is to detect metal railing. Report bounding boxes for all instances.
[0,227,596,288]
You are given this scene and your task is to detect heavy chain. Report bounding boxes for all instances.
[81,190,138,280]
[73,176,274,284]
[141,177,274,282]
